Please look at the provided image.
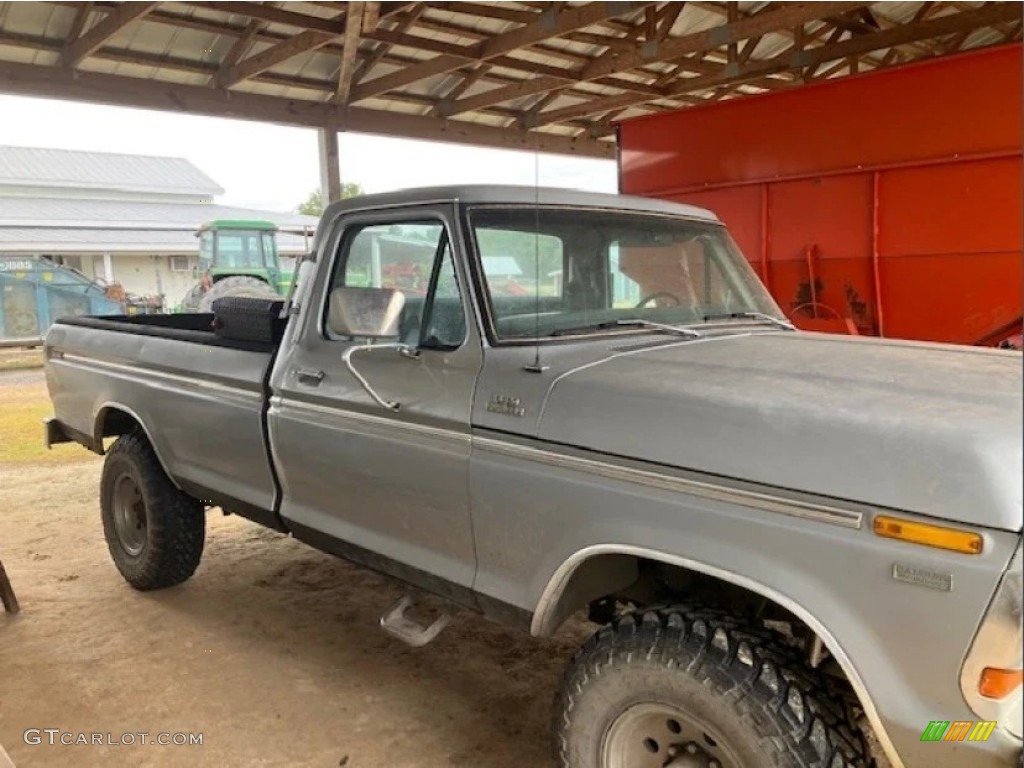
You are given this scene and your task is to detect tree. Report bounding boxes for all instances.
[296,183,363,216]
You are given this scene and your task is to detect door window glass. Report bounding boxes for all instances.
[329,221,465,348]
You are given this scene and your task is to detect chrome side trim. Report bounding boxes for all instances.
[268,395,470,446]
[474,436,863,530]
[58,352,263,401]
[531,543,905,768]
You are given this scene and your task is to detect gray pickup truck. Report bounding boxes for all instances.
[44,186,1022,768]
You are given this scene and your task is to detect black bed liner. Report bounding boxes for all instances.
[56,299,287,354]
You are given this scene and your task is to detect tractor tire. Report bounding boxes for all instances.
[198,275,279,312]
[555,605,874,768]
[100,431,205,591]
[179,283,206,312]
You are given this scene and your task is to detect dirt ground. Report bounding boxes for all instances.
[0,370,587,768]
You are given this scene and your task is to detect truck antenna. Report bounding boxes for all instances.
[524,147,549,373]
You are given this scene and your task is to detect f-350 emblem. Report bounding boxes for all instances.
[486,394,525,417]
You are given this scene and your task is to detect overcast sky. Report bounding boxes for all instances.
[0,95,617,213]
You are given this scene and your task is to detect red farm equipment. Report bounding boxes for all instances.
[617,44,1023,348]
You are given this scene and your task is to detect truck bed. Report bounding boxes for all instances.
[44,310,282,528]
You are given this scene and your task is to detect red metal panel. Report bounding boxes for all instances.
[768,176,872,261]
[619,45,1022,195]
[878,157,1023,257]
[766,176,877,332]
[878,252,1022,344]
[664,186,763,260]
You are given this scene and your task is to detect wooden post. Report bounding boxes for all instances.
[318,125,341,205]
[0,560,19,614]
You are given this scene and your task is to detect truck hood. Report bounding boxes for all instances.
[537,332,1023,532]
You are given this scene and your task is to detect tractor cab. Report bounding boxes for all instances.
[181,220,290,311]
[196,220,285,292]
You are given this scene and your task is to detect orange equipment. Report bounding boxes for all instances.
[617,44,1022,347]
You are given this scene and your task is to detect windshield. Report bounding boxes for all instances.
[469,207,783,340]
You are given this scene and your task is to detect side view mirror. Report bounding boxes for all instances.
[328,286,405,338]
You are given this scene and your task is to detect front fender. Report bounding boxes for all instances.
[469,436,1019,768]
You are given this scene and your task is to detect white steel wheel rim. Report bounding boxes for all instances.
[601,702,740,768]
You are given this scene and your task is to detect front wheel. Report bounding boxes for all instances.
[554,606,873,768]
[100,431,205,590]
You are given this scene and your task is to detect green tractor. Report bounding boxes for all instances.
[180,220,293,312]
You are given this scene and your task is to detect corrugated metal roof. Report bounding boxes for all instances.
[0,145,225,196]
[0,226,312,254]
[0,196,317,254]
[0,196,318,230]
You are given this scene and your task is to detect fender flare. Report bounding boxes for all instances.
[93,401,182,490]
[530,543,904,768]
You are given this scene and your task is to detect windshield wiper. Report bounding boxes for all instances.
[551,319,702,338]
[702,311,795,331]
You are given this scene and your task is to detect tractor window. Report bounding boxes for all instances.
[198,231,214,272]
[328,220,465,348]
[261,232,277,268]
[216,232,264,270]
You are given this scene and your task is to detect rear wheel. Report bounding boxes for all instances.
[555,606,873,768]
[100,431,205,590]
[197,275,279,311]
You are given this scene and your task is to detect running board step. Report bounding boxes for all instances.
[380,594,450,647]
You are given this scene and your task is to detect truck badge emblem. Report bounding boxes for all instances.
[892,563,953,592]
[486,394,525,418]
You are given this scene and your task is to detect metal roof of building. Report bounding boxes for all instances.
[0,145,224,196]
[0,2,1017,159]
[0,196,318,254]
[0,226,312,254]
[0,196,317,229]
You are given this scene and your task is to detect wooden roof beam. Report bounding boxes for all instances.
[535,2,1022,125]
[65,2,95,46]
[63,1,156,67]
[217,9,350,88]
[351,1,654,102]
[0,58,613,159]
[352,4,425,84]
[212,18,265,85]
[445,1,862,117]
[334,2,368,103]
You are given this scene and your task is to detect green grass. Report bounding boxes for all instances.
[0,348,44,371]
[0,379,95,465]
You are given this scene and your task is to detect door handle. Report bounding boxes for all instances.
[296,368,325,385]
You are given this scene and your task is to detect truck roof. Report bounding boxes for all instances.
[317,185,719,250]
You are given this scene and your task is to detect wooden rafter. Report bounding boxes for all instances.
[65,2,95,46]
[63,1,156,67]
[0,58,613,158]
[212,18,264,85]
[0,0,1016,159]
[537,2,1021,127]
[0,24,671,116]
[334,2,367,103]
[351,3,424,85]
[352,1,654,102]
[445,1,863,118]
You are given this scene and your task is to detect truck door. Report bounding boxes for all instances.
[268,204,483,605]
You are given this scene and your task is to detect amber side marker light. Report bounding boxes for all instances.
[979,667,1024,699]
[872,516,984,554]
